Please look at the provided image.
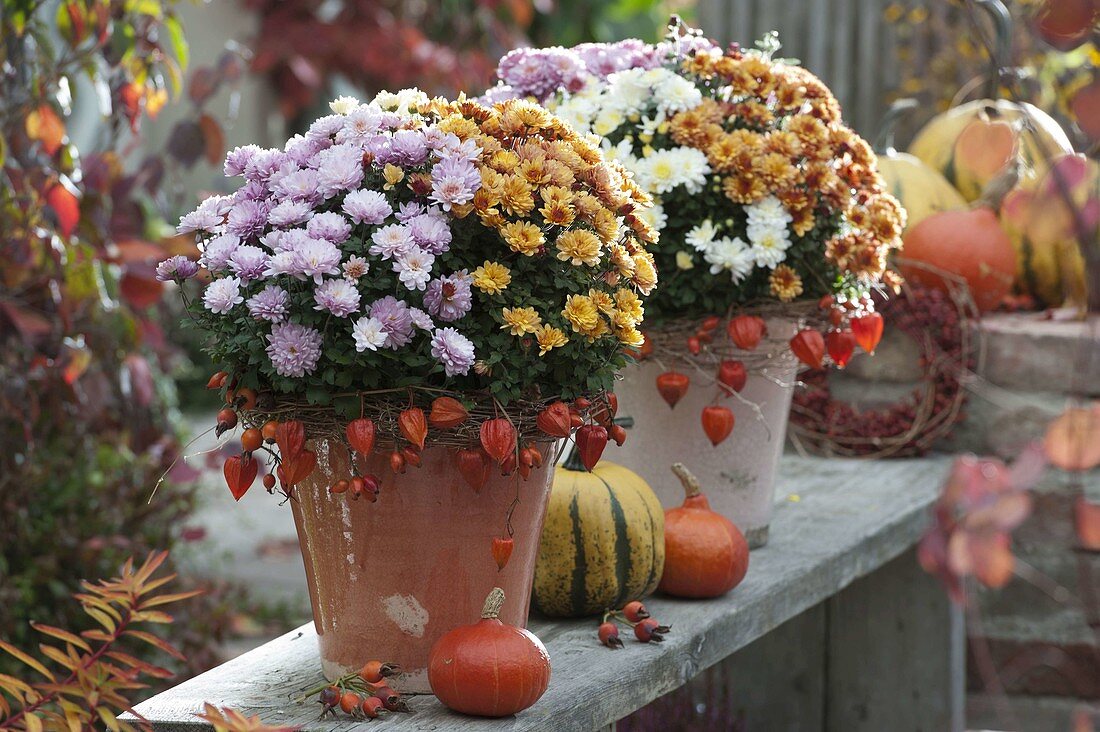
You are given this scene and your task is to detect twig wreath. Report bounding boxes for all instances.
[788,260,979,458]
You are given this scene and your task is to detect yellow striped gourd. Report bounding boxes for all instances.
[532,455,664,618]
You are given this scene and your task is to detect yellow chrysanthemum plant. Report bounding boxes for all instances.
[489,23,907,447]
[163,89,658,501]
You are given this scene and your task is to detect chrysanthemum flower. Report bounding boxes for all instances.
[314,278,361,317]
[247,284,289,323]
[430,327,476,376]
[534,323,569,356]
[500,221,544,256]
[500,307,542,336]
[471,261,511,295]
[203,277,244,315]
[769,264,804,302]
[555,230,602,267]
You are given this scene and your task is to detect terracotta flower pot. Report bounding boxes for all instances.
[290,439,554,693]
[613,317,801,548]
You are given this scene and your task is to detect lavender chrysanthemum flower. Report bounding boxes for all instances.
[266,322,323,377]
[224,144,263,177]
[316,143,365,198]
[155,255,199,282]
[351,315,389,352]
[336,106,385,144]
[368,296,414,349]
[244,149,288,183]
[266,228,312,253]
[496,46,588,99]
[267,199,313,227]
[229,245,271,283]
[306,114,346,143]
[393,247,435,291]
[369,224,415,260]
[264,251,299,278]
[178,196,229,234]
[395,201,425,222]
[203,277,244,315]
[284,134,325,167]
[272,168,321,203]
[342,189,393,225]
[430,327,476,377]
[247,284,289,323]
[342,255,369,281]
[384,129,429,167]
[480,84,521,104]
[408,307,434,331]
[314,277,361,317]
[429,156,481,211]
[226,199,270,241]
[406,213,452,255]
[200,233,240,272]
[291,238,342,284]
[423,272,472,322]
[307,212,352,244]
[233,180,269,204]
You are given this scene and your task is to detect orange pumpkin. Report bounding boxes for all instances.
[898,166,1018,312]
[659,463,749,598]
[428,587,551,717]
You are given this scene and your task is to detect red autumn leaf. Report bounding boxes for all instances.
[0,302,52,344]
[491,537,514,571]
[480,418,516,463]
[456,448,491,491]
[120,81,143,132]
[655,371,690,409]
[167,120,205,166]
[119,267,165,309]
[851,312,884,354]
[224,454,259,501]
[198,113,225,167]
[826,330,858,369]
[45,181,79,237]
[428,397,468,429]
[717,360,747,395]
[701,405,735,446]
[398,407,428,449]
[123,354,155,407]
[26,105,66,156]
[346,418,376,455]
[727,315,766,350]
[189,67,220,106]
[275,420,306,463]
[1075,496,1100,551]
[1071,78,1100,143]
[574,424,608,471]
[536,401,572,438]
[790,329,826,369]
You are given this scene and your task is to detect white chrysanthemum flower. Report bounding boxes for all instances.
[351,316,389,352]
[704,237,754,282]
[202,277,244,315]
[675,251,695,270]
[329,95,360,115]
[655,74,703,114]
[746,195,793,228]
[592,108,625,136]
[393,247,435,291]
[686,220,718,252]
[747,222,792,269]
[672,147,711,194]
[636,202,666,234]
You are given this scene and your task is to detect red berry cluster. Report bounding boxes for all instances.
[310,660,407,721]
[597,601,671,648]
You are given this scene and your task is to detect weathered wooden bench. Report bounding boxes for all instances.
[130,455,963,731]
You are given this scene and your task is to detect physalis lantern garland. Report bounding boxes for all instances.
[162,90,658,497]
[488,28,907,435]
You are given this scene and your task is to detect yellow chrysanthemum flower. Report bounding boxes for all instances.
[382,164,404,188]
[501,175,535,217]
[588,289,615,315]
[471,261,511,295]
[608,243,636,278]
[556,230,603,267]
[613,289,644,324]
[500,307,542,336]
[540,201,576,227]
[534,324,569,356]
[676,250,695,270]
[562,294,600,335]
[488,150,520,173]
[769,264,804,302]
[631,252,657,295]
[500,221,544,256]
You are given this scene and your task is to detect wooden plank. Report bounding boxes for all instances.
[129,455,951,731]
[825,549,965,732]
[617,603,827,730]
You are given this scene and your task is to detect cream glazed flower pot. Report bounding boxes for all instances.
[612,316,802,548]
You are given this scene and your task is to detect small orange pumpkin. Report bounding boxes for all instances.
[659,463,749,599]
[899,165,1019,312]
[428,587,551,717]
